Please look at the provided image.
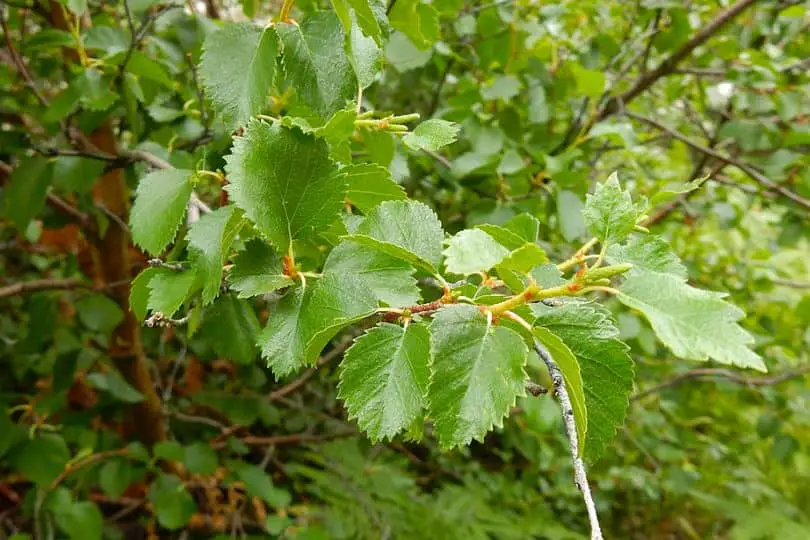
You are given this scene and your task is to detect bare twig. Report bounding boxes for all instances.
[0,278,86,298]
[267,340,352,402]
[626,110,810,211]
[237,429,357,447]
[598,0,758,121]
[534,340,603,540]
[0,12,49,107]
[771,278,810,289]
[631,364,810,402]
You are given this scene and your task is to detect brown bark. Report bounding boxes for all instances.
[48,1,167,446]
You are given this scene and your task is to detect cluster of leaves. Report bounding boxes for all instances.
[1,0,809,538]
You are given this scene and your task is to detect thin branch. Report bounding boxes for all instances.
[115,3,181,85]
[422,148,453,168]
[46,193,92,228]
[770,278,810,289]
[632,364,810,402]
[673,67,727,77]
[534,340,603,540]
[598,0,758,121]
[267,340,352,402]
[224,430,356,449]
[626,110,810,211]
[0,11,49,107]
[638,9,662,73]
[0,278,86,298]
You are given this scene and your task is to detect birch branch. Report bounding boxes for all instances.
[534,340,603,540]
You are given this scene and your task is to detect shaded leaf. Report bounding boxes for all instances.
[532,301,633,462]
[200,23,278,128]
[344,200,444,274]
[278,13,357,119]
[342,163,406,213]
[532,327,587,452]
[200,295,260,365]
[227,239,293,298]
[187,205,245,305]
[260,274,378,378]
[323,240,420,307]
[130,169,193,256]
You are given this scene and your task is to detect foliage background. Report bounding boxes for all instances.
[1,0,809,538]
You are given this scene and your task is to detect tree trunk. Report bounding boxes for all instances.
[49,1,167,446]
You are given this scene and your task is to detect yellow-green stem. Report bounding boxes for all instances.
[557,237,599,272]
[279,0,295,21]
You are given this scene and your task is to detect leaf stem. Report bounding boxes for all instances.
[278,0,295,21]
[557,237,599,272]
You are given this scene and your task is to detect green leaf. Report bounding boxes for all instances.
[342,163,406,213]
[278,12,357,119]
[153,441,185,462]
[236,464,291,508]
[200,295,260,365]
[2,156,52,231]
[192,393,263,426]
[497,243,548,273]
[557,190,587,242]
[384,31,431,72]
[528,85,549,124]
[260,274,378,378]
[130,267,159,322]
[389,0,439,49]
[532,327,587,454]
[606,235,687,278]
[443,229,510,275]
[200,24,278,128]
[12,434,70,485]
[99,459,131,498]
[75,294,124,333]
[344,200,444,274]
[403,119,460,152]
[148,474,196,530]
[482,75,521,101]
[130,169,193,256]
[147,268,198,318]
[582,172,638,245]
[347,9,384,89]
[66,0,88,16]
[227,239,293,298]
[87,370,145,403]
[346,0,384,45]
[323,240,420,307]
[616,270,766,371]
[183,443,218,475]
[187,205,245,305]
[52,156,105,193]
[54,501,102,540]
[75,68,117,110]
[224,120,342,252]
[476,225,526,251]
[339,323,430,441]
[532,301,633,462]
[571,65,605,98]
[650,178,704,206]
[428,305,528,448]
